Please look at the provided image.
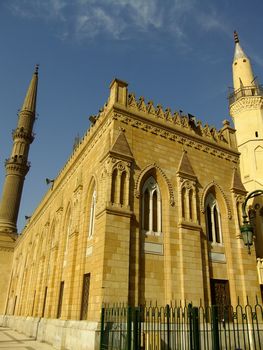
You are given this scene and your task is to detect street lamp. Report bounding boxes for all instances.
[240,190,263,254]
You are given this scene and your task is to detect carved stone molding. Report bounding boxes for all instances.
[200,181,232,219]
[230,96,263,115]
[0,246,14,252]
[234,193,246,204]
[135,163,175,206]
[179,178,196,190]
[113,112,239,164]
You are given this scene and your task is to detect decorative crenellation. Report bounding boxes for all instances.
[114,112,239,164]
[127,93,228,144]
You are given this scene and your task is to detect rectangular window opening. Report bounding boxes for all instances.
[80,273,91,320]
[57,281,64,318]
[210,279,231,321]
[42,286,48,318]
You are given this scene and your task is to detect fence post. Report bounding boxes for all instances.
[211,305,220,350]
[188,304,193,350]
[127,306,132,350]
[100,307,105,350]
[133,307,140,350]
[166,304,170,350]
[192,307,200,350]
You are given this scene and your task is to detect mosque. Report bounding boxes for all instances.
[0,32,262,349]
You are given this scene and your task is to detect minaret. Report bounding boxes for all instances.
[0,66,39,233]
[229,31,263,192]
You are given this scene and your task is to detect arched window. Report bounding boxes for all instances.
[205,193,222,244]
[142,176,162,235]
[88,189,96,239]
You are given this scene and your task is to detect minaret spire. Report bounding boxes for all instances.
[229,30,263,193]
[232,31,255,90]
[0,66,39,233]
[21,64,38,113]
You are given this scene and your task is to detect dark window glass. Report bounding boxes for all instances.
[152,190,157,232]
[120,172,126,205]
[111,169,117,203]
[143,189,149,231]
[57,281,64,318]
[214,207,220,243]
[42,286,48,318]
[207,205,213,241]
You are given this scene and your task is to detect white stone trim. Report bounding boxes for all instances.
[88,190,96,239]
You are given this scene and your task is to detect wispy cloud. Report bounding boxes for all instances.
[8,0,67,20]
[7,0,231,43]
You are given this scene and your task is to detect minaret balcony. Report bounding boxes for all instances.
[5,156,30,173]
[12,128,34,143]
[228,85,263,105]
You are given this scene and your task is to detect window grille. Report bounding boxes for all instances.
[80,273,90,320]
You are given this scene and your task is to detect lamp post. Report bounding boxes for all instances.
[240,190,263,254]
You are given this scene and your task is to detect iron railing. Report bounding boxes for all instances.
[228,85,263,105]
[100,300,263,350]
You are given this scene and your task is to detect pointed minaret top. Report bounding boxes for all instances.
[21,65,39,114]
[233,31,248,61]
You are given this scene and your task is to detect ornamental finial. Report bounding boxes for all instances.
[35,64,39,75]
[234,31,239,44]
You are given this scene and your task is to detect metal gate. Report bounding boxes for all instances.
[100,300,263,350]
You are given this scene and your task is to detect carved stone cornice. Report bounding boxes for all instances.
[113,112,239,164]
[230,96,263,115]
[178,178,196,190]
[0,246,14,252]
[12,128,34,143]
[5,159,29,175]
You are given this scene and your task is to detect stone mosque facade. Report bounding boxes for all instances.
[0,33,262,349]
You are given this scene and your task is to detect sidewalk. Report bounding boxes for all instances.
[0,327,55,349]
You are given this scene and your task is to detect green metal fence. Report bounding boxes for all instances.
[100,299,263,350]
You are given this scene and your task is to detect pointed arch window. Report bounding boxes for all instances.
[142,176,162,235]
[88,190,96,239]
[205,193,223,244]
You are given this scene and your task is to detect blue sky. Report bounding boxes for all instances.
[0,0,263,232]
